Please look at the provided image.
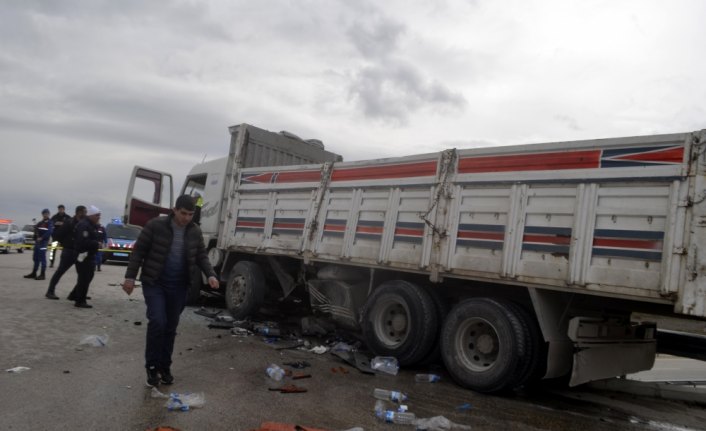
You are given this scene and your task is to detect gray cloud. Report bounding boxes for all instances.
[344,11,467,124]
[348,61,467,125]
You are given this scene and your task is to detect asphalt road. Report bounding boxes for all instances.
[1,251,705,431]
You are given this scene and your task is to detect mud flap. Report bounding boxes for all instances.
[568,317,657,387]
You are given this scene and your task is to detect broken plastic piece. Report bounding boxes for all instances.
[5,366,30,373]
[79,334,109,347]
[414,415,472,430]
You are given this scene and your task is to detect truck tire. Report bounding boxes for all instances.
[504,301,547,388]
[417,285,448,365]
[361,280,438,366]
[226,261,266,320]
[440,298,528,393]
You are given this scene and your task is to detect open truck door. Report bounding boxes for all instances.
[124,166,174,228]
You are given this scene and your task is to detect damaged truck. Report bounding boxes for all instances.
[124,123,706,393]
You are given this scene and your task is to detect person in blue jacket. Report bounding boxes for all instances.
[94,222,107,271]
[23,208,53,280]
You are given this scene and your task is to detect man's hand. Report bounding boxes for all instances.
[122,279,135,295]
[207,276,219,289]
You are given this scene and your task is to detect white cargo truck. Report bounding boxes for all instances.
[125,123,706,393]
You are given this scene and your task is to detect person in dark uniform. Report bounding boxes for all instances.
[49,204,72,268]
[94,222,107,271]
[122,195,219,387]
[45,205,86,300]
[24,209,53,280]
[72,205,102,308]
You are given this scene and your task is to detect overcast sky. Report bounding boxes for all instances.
[2,0,705,225]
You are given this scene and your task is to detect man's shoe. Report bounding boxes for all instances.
[74,302,93,309]
[35,274,45,280]
[45,293,59,300]
[68,295,91,301]
[159,368,174,385]
[23,272,37,279]
[146,367,160,387]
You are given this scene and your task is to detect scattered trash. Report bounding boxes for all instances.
[283,360,311,369]
[301,316,335,336]
[331,341,353,352]
[271,340,305,350]
[332,351,375,374]
[63,370,70,374]
[231,327,252,337]
[455,403,472,412]
[309,345,328,354]
[413,415,472,430]
[374,400,416,425]
[373,388,408,403]
[134,321,142,326]
[331,366,350,374]
[194,307,220,319]
[151,387,205,411]
[78,334,109,347]
[370,356,399,375]
[291,372,311,380]
[216,315,235,322]
[415,373,441,383]
[254,323,281,336]
[338,428,364,431]
[251,422,328,431]
[266,364,286,381]
[5,366,30,373]
[208,321,235,330]
[146,426,182,431]
[268,384,307,393]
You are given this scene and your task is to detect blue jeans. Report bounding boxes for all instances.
[142,280,188,369]
[32,244,47,272]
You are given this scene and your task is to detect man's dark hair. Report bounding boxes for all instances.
[75,205,86,214]
[175,194,196,211]
[57,204,65,210]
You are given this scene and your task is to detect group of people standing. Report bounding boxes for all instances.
[24,204,105,308]
[23,196,220,388]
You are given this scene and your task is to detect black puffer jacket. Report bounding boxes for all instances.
[125,214,216,284]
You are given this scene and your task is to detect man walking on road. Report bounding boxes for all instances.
[122,195,219,387]
[45,205,86,300]
[72,205,102,308]
[24,209,53,280]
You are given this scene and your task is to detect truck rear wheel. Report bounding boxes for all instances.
[226,261,266,319]
[361,280,438,366]
[440,298,529,393]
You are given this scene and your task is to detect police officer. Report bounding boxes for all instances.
[23,209,53,280]
[45,205,86,300]
[72,205,102,308]
[49,204,72,268]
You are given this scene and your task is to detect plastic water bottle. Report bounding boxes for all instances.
[373,388,408,403]
[415,373,441,383]
[374,400,416,424]
[254,324,281,336]
[370,356,399,375]
[265,364,285,381]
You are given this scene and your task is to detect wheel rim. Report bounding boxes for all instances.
[228,274,247,308]
[371,296,410,348]
[455,317,499,372]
